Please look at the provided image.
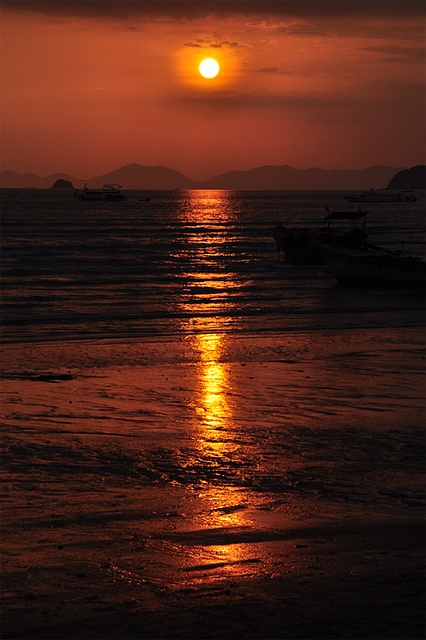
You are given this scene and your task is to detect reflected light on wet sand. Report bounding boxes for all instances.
[186,329,256,574]
[193,332,231,432]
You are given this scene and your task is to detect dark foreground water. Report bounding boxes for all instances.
[1,189,425,639]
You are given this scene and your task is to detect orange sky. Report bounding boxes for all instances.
[1,1,425,181]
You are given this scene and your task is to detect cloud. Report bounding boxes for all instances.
[256,67,280,73]
[360,45,425,62]
[184,38,245,49]
[2,0,424,21]
[256,67,293,75]
[176,89,360,109]
[245,20,424,45]
[174,79,425,115]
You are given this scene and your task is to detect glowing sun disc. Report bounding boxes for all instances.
[199,58,219,78]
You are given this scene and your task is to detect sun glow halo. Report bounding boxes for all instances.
[199,58,219,79]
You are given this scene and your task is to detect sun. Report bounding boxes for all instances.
[199,58,219,79]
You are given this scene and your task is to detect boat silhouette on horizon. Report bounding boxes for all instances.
[74,183,126,201]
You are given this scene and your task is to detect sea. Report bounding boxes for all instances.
[1,189,425,343]
[1,188,425,548]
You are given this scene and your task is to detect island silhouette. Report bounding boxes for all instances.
[1,163,424,191]
[387,165,425,190]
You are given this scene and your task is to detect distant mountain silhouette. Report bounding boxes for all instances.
[1,163,408,190]
[85,163,199,189]
[1,171,77,189]
[197,165,407,190]
[386,165,426,190]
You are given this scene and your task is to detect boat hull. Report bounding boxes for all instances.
[273,225,369,265]
[317,244,425,287]
[344,190,416,203]
[74,183,126,201]
[273,226,325,264]
[75,192,126,201]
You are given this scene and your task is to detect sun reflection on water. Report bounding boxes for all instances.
[176,190,242,223]
[174,191,255,573]
[175,191,245,332]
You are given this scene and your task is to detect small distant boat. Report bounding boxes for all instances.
[74,183,126,201]
[315,242,425,287]
[344,189,416,203]
[274,207,369,265]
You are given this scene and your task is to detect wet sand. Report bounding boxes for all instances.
[2,504,424,639]
[1,329,425,639]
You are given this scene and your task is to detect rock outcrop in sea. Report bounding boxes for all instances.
[51,179,74,189]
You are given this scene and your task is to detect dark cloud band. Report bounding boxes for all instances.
[2,1,424,20]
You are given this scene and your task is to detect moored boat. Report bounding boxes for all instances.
[344,189,416,203]
[274,207,369,264]
[75,183,126,201]
[315,242,425,287]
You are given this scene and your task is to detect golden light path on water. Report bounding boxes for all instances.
[175,190,245,334]
[188,330,252,575]
[176,191,255,576]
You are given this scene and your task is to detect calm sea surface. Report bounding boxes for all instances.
[1,189,425,342]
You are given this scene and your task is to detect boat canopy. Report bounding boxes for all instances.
[324,207,368,232]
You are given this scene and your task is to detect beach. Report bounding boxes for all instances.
[2,326,424,639]
[1,189,424,638]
